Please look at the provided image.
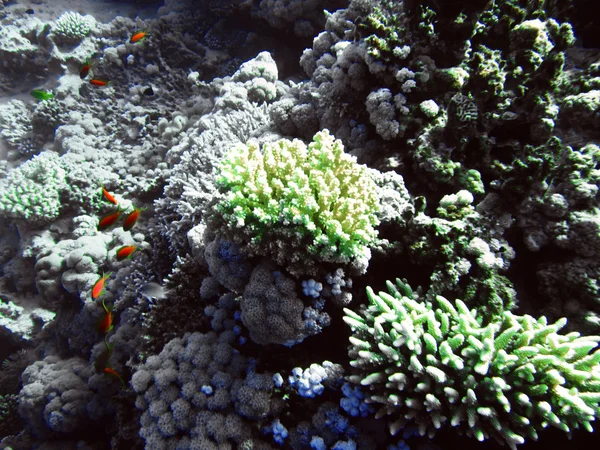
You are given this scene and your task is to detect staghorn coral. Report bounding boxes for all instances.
[344,278,600,449]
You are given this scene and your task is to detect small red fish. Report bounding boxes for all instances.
[98,298,113,334]
[123,206,146,231]
[130,30,148,43]
[92,271,112,300]
[101,185,118,205]
[90,79,110,87]
[103,367,126,387]
[98,208,121,231]
[116,245,137,261]
[79,57,94,79]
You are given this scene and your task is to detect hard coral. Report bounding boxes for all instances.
[0,152,66,227]
[132,331,278,448]
[344,278,600,449]
[213,129,380,276]
[18,356,110,438]
[52,11,95,44]
[241,261,307,346]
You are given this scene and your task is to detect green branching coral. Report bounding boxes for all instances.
[0,152,66,226]
[403,190,516,318]
[214,130,380,265]
[343,278,600,449]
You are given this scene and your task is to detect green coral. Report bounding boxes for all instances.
[459,169,485,195]
[497,136,564,200]
[467,16,573,111]
[343,278,600,449]
[0,393,21,438]
[562,90,600,130]
[214,129,380,263]
[413,117,463,185]
[359,0,408,62]
[403,190,516,318]
[0,152,66,226]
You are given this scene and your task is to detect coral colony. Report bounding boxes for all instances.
[0,0,599,449]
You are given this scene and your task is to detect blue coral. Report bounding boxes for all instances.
[265,418,289,445]
[340,382,373,418]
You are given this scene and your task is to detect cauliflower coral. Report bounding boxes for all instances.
[214,129,380,262]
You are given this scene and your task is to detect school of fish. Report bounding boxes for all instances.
[30,30,149,99]
[92,182,146,386]
[30,31,152,386]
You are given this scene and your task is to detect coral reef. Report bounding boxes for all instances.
[0,0,598,449]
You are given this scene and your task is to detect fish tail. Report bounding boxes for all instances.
[104,335,112,351]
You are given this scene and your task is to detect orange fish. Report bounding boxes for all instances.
[104,367,126,388]
[98,208,121,231]
[90,79,110,87]
[130,30,148,43]
[98,298,113,334]
[101,185,118,205]
[116,245,137,261]
[123,206,146,231]
[92,271,112,300]
[79,57,94,79]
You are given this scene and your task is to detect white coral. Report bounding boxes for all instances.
[53,11,95,42]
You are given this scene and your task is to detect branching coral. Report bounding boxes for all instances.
[402,190,516,318]
[52,11,95,44]
[0,152,66,227]
[213,129,380,276]
[344,278,600,449]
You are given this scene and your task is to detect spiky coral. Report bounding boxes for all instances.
[52,11,94,43]
[343,278,600,449]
